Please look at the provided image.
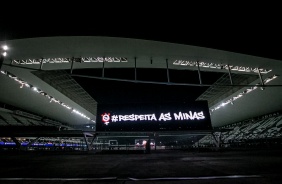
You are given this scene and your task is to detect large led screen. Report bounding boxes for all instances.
[96,101,212,132]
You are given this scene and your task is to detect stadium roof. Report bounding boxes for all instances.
[0,36,281,128]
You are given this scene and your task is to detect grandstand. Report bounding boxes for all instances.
[0,107,68,127]
[196,111,282,149]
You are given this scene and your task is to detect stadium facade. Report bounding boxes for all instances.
[0,36,281,150]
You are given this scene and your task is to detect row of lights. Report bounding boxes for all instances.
[1,45,8,56]
[0,70,95,122]
[11,56,272,74]
[0,45,9,70]
[173,60,272,74]
[210,75,278,112]
[12,57,128,65]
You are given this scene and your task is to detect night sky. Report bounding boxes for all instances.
[1,12,281,104]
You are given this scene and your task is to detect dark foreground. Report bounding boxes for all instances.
[0,149,282,184]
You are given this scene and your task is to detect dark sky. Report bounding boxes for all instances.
[1,11,281,104]
[1,7,281,60]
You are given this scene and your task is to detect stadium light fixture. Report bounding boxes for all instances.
[2,45,8,51]
[0,45,8,70]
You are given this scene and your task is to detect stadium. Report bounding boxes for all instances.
[0,36,282,183]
